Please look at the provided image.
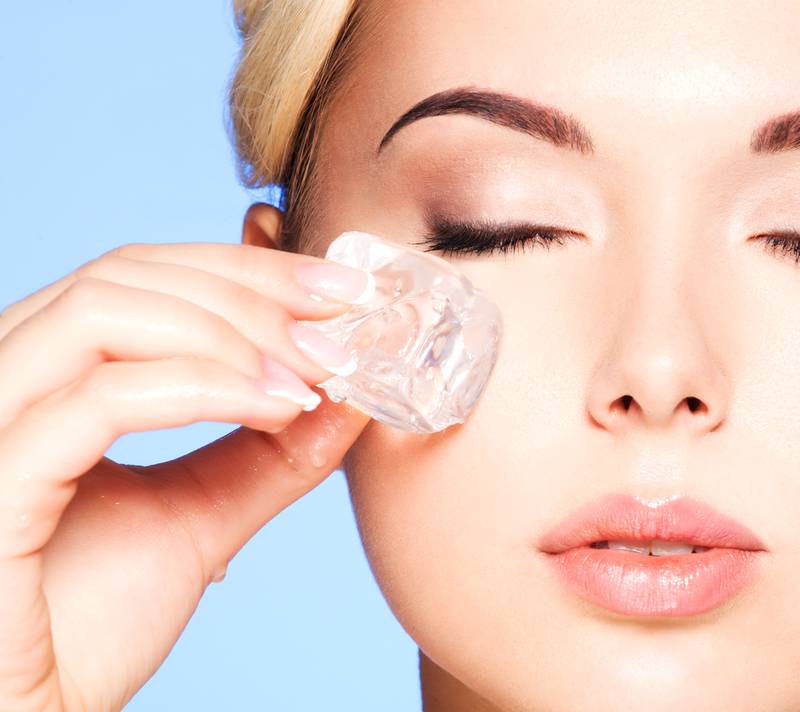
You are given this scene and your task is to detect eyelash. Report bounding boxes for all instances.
[754,230,800,264]
[413,215,800,264]
[412,215,581,257]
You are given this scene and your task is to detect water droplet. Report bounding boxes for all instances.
[310,449,326,468]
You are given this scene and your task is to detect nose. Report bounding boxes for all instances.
[585,224,730,439]
[587,339,728,436]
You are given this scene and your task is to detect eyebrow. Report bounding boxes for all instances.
[750,110,800,153]
[375,86,800,157]
[376,86,594,156]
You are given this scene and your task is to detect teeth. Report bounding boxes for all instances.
[595,540,710,555]
[607,540,651,555]
[650,541,694,556]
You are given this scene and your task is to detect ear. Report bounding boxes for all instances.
[241,202,283,250]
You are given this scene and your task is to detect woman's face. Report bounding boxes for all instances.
[302,1,800,708]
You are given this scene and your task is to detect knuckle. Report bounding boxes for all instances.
[73,254,127,281]
[0,300,20,326]
[226,243,252,276]
[168,355,233,391]
[177,356,218,384]
[58,277,109,314]
[108,242,150,259]
[270,311,297,350]
[229,245,273,290]
[75,361,120,416]
[232,287,288,348]
[224,278,258,310]
[275,305,295,332]
[230,280,283,323]
[202,310,242,351]
[83,360,119,395]
[71,363,132,439]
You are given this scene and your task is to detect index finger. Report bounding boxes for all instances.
[116,241,374,314]
[0,241,373,335]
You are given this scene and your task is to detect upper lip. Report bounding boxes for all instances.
[537,493,768,554]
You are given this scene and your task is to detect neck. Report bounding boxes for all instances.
[418,649,504,712]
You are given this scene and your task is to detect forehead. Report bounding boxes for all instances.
[325,0,800,163]
[305,0,800,256]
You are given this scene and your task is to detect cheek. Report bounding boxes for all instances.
[337,309,591,705]
[340,379,553,668]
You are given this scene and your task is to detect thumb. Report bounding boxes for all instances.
[143,388,372,582]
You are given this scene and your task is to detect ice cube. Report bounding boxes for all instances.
[297,231,503,433]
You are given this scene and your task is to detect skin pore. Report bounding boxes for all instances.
[244,1,800,710]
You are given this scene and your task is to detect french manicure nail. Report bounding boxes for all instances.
[294,261,375,304]
[288,323,357,377]
[257,356,321,411]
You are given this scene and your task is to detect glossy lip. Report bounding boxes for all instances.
[536,493,769,617]
[537,493,768,554]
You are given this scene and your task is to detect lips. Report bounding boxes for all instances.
[538,493,767,554]
[536,493,768,617]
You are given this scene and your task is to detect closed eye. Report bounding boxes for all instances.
[413,220,800,265]
[410,213,584,257]
[753,230,800,265]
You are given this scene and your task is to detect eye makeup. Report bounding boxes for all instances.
[415,213,800,266]
[412,212,584,257]
[755,229,800,264]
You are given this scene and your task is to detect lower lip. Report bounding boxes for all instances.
[542,546,763,617]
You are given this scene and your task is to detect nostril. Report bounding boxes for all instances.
[686,396,703,413]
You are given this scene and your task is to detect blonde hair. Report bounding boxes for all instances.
[226,0,377,253]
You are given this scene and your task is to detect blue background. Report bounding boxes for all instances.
[0,3,420,710]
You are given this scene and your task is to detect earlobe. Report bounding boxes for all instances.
[241,202,283,249]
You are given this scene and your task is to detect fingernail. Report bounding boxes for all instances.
[294,261,375,304]
[288,323,357,377]
[256,356,321,411]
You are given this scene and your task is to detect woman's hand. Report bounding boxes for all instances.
[0,241,373,712]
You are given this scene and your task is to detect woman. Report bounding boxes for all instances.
[0,0,797,709]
